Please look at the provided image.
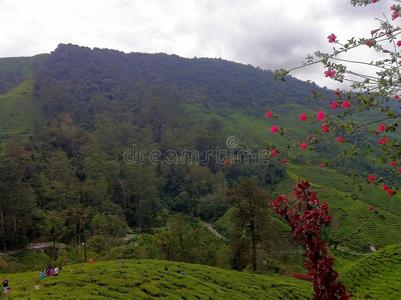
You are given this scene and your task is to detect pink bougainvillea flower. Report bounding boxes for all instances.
[327,33,337,43]
[391,5,400,20]
[398,167,401,173]
[387,188,395,197]
[299,143,308,150]
[341,100,351,109]
[397,40,401,47]
[265,111,273,118]
[383,184,389,191]
[336,136,345,143]
[378,136,390,145]
[378,124,386,132]
[270,124,280,134]
[319,162,327,168]
[329,101,338,110]
[392,94,400,100]
[299,113,308,121]
[368,175,376,183]
[316,110,326,122]
[371,28,380,35]
[365,39,376,47]
[371,0,378,3]
[321,123,330,133]
[324,69,336,78]
[389,161,397,167]
[271,148,278,157]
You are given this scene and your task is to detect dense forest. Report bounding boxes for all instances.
[0,44,399,275]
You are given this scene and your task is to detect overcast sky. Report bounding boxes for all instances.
[0,0,392,88]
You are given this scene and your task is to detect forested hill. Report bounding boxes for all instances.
[1,44,400,275]
[35,44,323,121]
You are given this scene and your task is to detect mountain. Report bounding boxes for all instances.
[0,44,400,283]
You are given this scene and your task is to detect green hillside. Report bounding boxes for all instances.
[1,259,312,299]
[281,164,401,251]
[0,46,400,299]
[342,243,401,299]
[0,55,47,93]
[0,79,42,138]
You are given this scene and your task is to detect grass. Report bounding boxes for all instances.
[274,164,401,251]
[2,246,400,299]
[0,259,312,299]
[342,243,401,299]
[0,79,42,138]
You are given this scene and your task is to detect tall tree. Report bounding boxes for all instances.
[0,143,36,251]
[226,179,268,271]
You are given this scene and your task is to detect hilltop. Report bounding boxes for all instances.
[2,259,312,299]
[3,244,401,299]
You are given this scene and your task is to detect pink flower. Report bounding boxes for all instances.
[341,100,351,109]
[398,167,401,173]
[327,34,337,43]
[319,162,327,168]
[371,29,380,35]
[300,143,308,150]
[371,0,378,3]
[265,111,273,118]
[321,124,330,133]
[391,5,400,20]
[378,124,386,132]
[316,110,326,122]
[281,159,289,164]
[336,136,345,143]
[299,113,308,121]
[387,189,395,197]
[393,94,400,100]
[271,148,278,157]
[389,161,397,167]
[270,125,280,134]
[368,175,376,183]
[365,39,376,47]
[324,69,336,78]
[378,136,389,145]
[397,40,401,47]
[329,101,338,110]
[383,184,389,191]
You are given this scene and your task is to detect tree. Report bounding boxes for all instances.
[226,179,269,271]
[40,210,65,260]
[62,207,91,263]
[0,143,36,251]
[119,165,161,231]
[271,181,349,300]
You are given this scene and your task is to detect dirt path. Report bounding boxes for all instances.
[201,222,227,240]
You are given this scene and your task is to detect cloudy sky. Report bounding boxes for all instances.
[0,0,391,87]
